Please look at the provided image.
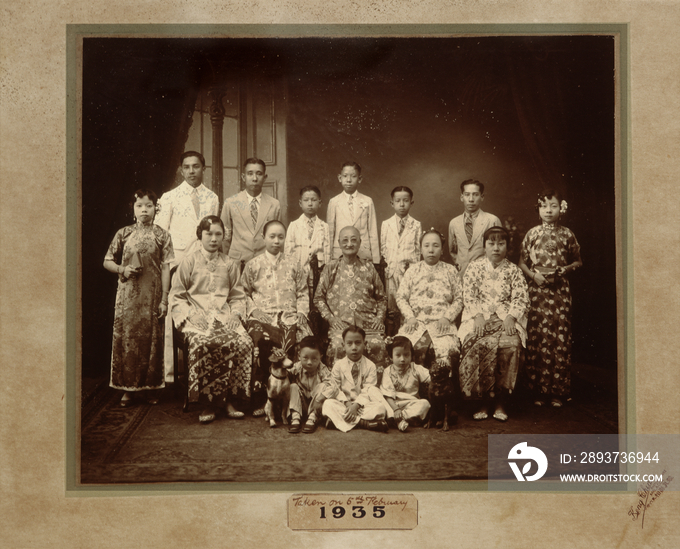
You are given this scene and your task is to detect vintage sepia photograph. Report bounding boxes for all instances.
[76,31,621,486]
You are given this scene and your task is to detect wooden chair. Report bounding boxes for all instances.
[171,319,191,413]
[169,265,190,412]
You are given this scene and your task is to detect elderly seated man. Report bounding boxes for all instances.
[313,226,389,383]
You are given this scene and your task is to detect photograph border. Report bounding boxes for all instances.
[66,22,632,496]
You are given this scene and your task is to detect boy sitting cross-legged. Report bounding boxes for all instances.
[321,325,390,433]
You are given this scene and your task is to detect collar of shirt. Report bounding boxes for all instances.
[349,356,363,369]
[395,214,410,227]
[199,246,219,262]
[303,214,318,224]
[345,190,358,202]
[264,250,281,265]
[180,181,204,194]
[247,193,261,206]
[465,210,480,223]
[484,256,507,271]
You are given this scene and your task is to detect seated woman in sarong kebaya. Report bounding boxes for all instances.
[458,226,529,422]
[170,215,253,424]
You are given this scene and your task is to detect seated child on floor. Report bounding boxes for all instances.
[380,336,431,432]
[287,336,330,434]
[321,326,390,432]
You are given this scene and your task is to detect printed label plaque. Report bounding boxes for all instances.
[288,493,418,531]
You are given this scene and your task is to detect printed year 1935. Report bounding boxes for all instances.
[288,494,418,531]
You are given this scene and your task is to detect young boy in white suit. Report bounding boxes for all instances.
[326,162,380,265]
[380,186,422,332]
[321,326,390,432]
[448,179,501,278]
[285,185,331,277]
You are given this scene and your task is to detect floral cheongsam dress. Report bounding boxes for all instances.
[105,221,174,390]
[521,222,582,398]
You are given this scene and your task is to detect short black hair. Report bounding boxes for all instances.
[180,150,206,167]
[262,219,286,237]
[387,335,413,357]
[482,225,510,247]
[299,185,321,198]
[340,161,362,175]
[298,336,322,354]
[391,186,414,199]
[342,325,366,341]
[243,157,266,172]
[460,178,485,194]
[196,215,225,240]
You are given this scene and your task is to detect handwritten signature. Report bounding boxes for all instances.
[292,495,409,511]
[628,471,673,528]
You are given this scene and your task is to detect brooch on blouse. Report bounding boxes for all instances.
[207,261,217,272]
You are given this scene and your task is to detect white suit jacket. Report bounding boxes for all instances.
[325,355,378,406]
[327,191,380,263]
[284,214,331,273]
[155,181,219,265]
[380,214,422,278]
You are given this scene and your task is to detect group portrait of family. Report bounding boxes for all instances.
[79,35,619,484]
[105,151,582,433]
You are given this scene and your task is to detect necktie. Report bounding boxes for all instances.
[191,189,200,218]
[399,218,406,236]
[348,195,354,222]
[465,214,473,243]
[250,198,258,229]
[351,361,360,386]
[307,217,315,240]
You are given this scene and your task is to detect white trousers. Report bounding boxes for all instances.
[322,386,388,432]
[385,397,430,421]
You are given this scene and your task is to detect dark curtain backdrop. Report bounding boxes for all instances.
[285,37,616,371]
[80,37,617,381]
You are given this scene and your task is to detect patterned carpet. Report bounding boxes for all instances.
[80,377,618,485]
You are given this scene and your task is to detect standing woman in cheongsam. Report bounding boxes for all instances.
[519,190,582,408]
[103,189,174,407]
